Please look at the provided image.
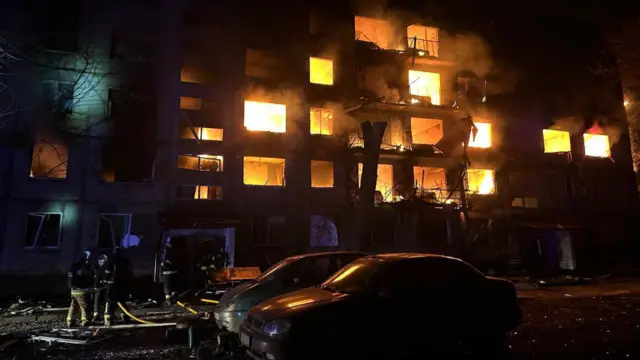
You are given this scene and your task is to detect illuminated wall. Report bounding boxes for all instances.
[411,117,443,144]
[311,160,334,188]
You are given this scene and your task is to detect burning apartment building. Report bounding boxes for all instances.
[0,0,637,291]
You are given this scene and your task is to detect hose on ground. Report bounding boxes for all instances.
[117,302,157,325]
[200,298,219,304]
[177,301,199,315]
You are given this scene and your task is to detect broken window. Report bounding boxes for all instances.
[310,215,338,247]
[42,81,74,114]
[176,185,223,200]
[380,118,405,150]
[245,49,283,78]
[180,97,202,110]
[310,108,334,135]
[24,212,62,248]
[309,57,334,86]
[583,133,610,158]
[97,214,132,249]
[244,156,285,186]
[102,89,156,183]
[181,42,211,84]
[511,197,538,209]
[413,166,447,200]
[411,117,443,145]
[543,129,571,153]
[178,154,223,172]
[358,163,394,202]
[408,70,441,105]
[467,169,495,195]
[311,160,334,188]
[354,16,400,50]
[30,136,68,179]
[468,122,492,148]
[406,25,439,57]
[180,126,223,141]
[253,216,286,245]
[244,101,286,133]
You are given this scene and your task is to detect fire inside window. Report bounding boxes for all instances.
[466,169,495,195]
[357,163,394,202]
[180,96,202,110]
[468,122,492,148]
[244,156,286,186]
[311,160,334,188]
[408,70,441,105]
[411,117,443,144]
[406,25,439,58]
[542,129,571,153]
[583,133,611,158]
[244,101,286,133]
[309,57,334,86]
[354,16,400,50]
[180,126,223,141]
[413,166,447,201]
[193,185,222,200]
[177,154,223,172]
[310,107,334,135]
[30,136,68,179]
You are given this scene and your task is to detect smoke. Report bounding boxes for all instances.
[551,115,585,135]
[594,115,624,145]
[449,34,493,79]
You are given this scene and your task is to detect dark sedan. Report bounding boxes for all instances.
[238,253,522,360]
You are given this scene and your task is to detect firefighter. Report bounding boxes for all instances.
[196,247,215,289]
[67,249,95,327]
[93,253,110,321]
[161,240,180,305]
[104,247,133,326]
[212,247,229,271]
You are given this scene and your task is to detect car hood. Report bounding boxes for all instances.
[249,287,348,321]
[217,281,261,308]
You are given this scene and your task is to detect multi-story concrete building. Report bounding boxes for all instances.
[0,0,636,292]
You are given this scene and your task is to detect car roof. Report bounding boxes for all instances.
[368,253,462,262]
[286,251,368,261]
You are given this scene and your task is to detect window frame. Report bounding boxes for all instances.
[97,213,132,249]
[24,212,63,249]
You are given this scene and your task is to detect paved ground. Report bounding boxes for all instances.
[1,280,640,359]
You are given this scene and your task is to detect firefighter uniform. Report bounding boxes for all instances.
[93,254,110,320]
[104,248,133,326]
[67,252,95,327]
[161,243,180,305]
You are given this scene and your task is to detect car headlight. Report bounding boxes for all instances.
[262,319,291,336]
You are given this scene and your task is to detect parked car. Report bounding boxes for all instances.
[213,251,366,333]
[238,253,522,360]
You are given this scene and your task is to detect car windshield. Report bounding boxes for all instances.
[256,259,290,282]
[320,258,381,294]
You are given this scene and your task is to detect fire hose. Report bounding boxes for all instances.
[117,302,156,325]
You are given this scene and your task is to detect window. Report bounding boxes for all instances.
[468,122,492,148]
[411,118,443,144]
[244,157,286,186]
[180,126,223,141]
[180,96,202,110]
[413,166,447,200]
[178,154,223,172]
[30,137,68,179]
[309,57,334,85]
[181,43,210,84]
[253,216,286,245]
[310,107,334,135]
[467,169,495,195]
[98,214,132,249]
[311,160,334,188]
[245,49,283,78]
[543,129,571,153]
[511,197,538,209]
[24,212,62,248]
[42,81,74,113]
[406,25,439,57]
[176,185,223,200]
[244,101,286,133]
[583,133,611,158]
[358,163,394,202]
[310,215,339,247]
[354,16,399,50]
[408,70,441,105]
